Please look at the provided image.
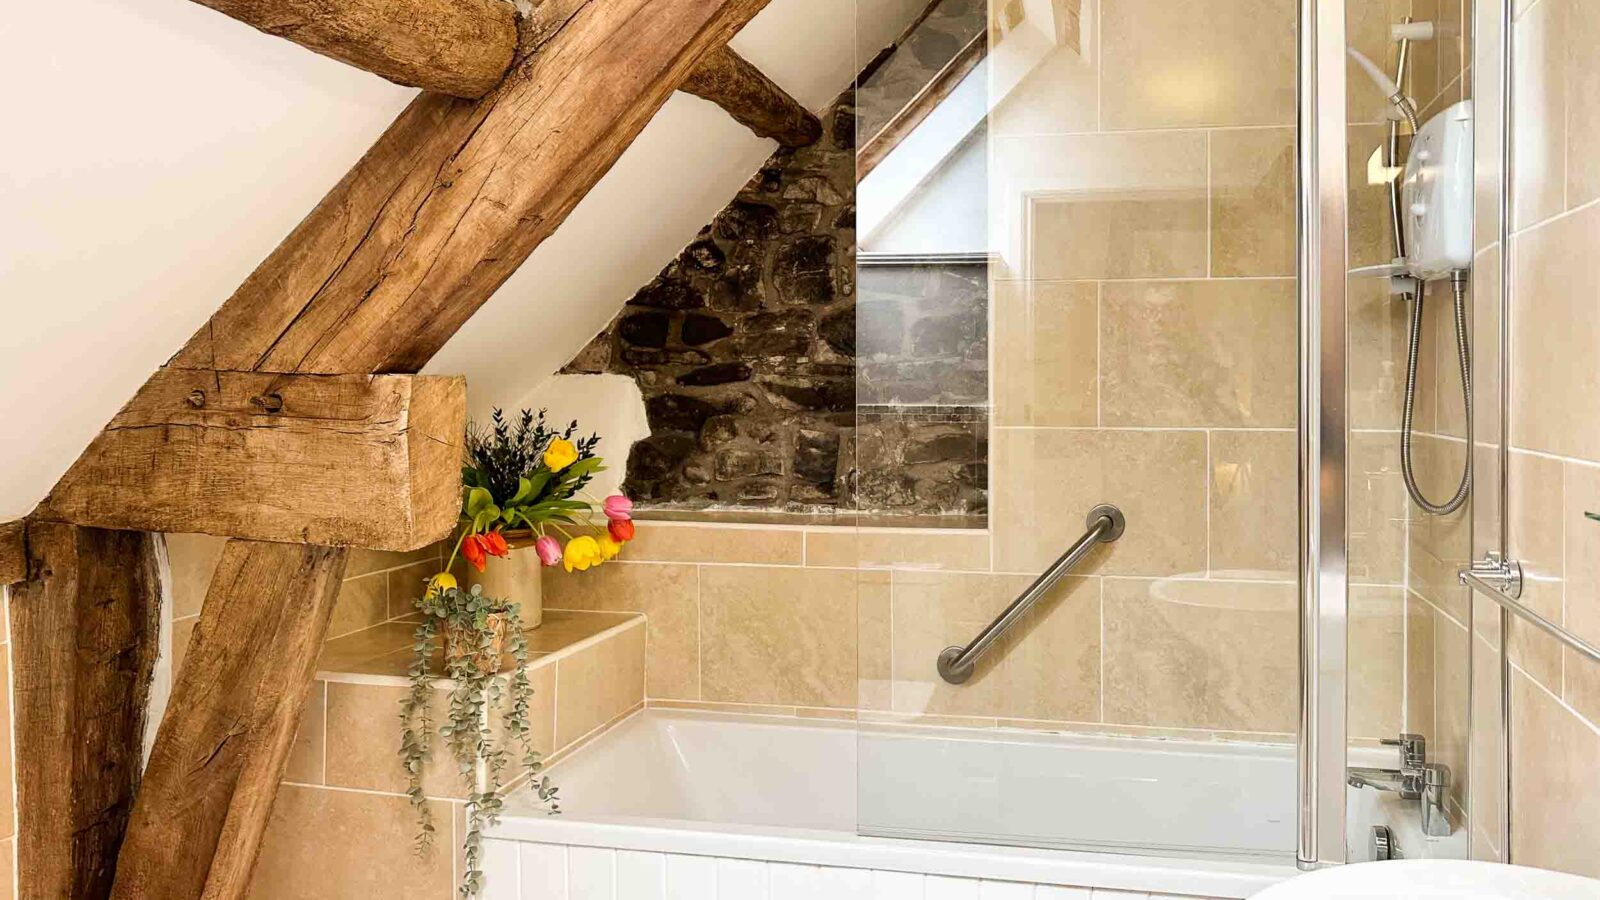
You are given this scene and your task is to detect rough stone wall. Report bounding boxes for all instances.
[563,90,989,518]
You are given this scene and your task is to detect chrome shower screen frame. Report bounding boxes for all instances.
[1296,0,1351,870]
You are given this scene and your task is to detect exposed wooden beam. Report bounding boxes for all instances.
[11,523,161,899]
[111,540,347,900]
[185,0,517,98]
[0,520,22,584]
[170,0,774,377]
[680,46,821,147]
[35,371,465,551]
[856,30,987,181]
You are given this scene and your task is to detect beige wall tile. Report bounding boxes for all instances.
[1349,431,1407,586]
[326,682,469,800]
[1564,463,1600,720]
[1100,0,1296,129]
[992,281,1098,427]
[1209,430,1297,579]
[1511,449,1566,581]
[1513,0,1567,229]
[699,567,858,708]
[1348,275,1410,430]
[1406,592,1436,736]
[1211,127,1296,277]
[543,562,699,701]
[990,43,1098,136]
[165,533,226,618]
[1510,669,1600,878]
[0,838,11,900]
[993,428,1208,577]
[1513,204,1600,463]
[284,680,325,786]
[347,545,442,578]
[554,624,645,749]
[1348,123,1399,269]
[1434,607,1472,813]
[1001,573,1100,722]
[857,570,892,711]
[328,573,387,640]
[1350,587,1405,740]
[385,560,442,620]
[1567,0,1600,208]
[1406,434,1471,570]
[0,647,11,840]
[890,571,1014,718]
[247,785,454,900]
[1471,622,1507,847]
[805,528,991,571]
[998,131,1208,281]
[1101,280,1297,428]
[172,615,197,678]
[1103,578,1298,733]
[624,524,803,565]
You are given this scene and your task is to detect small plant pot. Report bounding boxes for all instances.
[443,613,509,676]
[466,546,545,629]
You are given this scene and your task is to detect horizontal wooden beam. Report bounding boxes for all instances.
[0,520,22,584]
[857,30,987,181]
[680,46,821,147]
[186,0,517,98]
[36,371,465,550]
[12,523,161,898]
[112,540,347,900]
[169,0,772,377]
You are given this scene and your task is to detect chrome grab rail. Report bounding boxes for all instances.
[1460,556,1600,666]
[936,504,1125,685]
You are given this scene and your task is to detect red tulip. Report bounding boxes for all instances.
[483,530,510,558]
[462,534,487,572]
[608,518,635,543]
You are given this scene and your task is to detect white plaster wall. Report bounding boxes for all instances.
[0,0,919,521]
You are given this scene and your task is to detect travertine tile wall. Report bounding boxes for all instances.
[1437,0,1600,876]
[0,590,14,900]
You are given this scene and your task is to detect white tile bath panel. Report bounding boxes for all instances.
[769,863,822,900]
[874,869,927,899]
[1035,887,1093,899]
[1091,891,1151,899]
[664,853,717,900]
[616,851,666,900]
[925,875,983,900]
[520,842,569,900]
[979,881,1035,900]
[568,846,615,900]
[482,839,521,900]
[815,864,875,898]
[717,857,769,895]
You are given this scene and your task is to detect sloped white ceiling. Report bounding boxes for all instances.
[0,0,919,521]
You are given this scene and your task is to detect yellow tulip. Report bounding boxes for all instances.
[544,438,579,472]
[597,534,623,561]
[425,572,457,597]
[563,536,602,572]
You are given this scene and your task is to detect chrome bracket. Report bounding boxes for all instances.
[1461,551,1523,600]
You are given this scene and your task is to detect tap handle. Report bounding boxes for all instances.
[1382,733,1428,768]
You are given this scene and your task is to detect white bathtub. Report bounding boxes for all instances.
[485,709,1305,898]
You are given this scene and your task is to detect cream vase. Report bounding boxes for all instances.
[466,548,545,629]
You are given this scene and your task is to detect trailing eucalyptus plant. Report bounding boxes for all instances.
[400,584,559,899]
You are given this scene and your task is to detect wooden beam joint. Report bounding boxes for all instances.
[681,46,822,147]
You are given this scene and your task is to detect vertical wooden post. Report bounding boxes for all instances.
[110,540,347,899]
[11,523,162,899]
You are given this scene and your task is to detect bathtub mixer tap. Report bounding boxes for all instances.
[1347,733,1452,838]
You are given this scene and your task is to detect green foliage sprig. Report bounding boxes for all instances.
[400,585,559,898]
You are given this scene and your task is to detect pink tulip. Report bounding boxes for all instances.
[603,495,634,522]
[534,535,563,567]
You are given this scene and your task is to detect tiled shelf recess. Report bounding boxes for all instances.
[245,609,647,898]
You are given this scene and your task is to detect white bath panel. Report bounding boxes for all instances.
[717,857,769,895]
[1034,886,1093,899]
[616,850,667,900]
[519,842,568,900]
[874,870,927,900]
[925,875,984,900]
[979,880,1037,899]
[568,847,615,900]
[481,840,522,900]
[665,853,718,899]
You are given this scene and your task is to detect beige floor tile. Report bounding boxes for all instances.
[1100,0,1296,129]
[992,281,1097,427]
[1211,127,1296,277]
[699,567,858,708]
[1100,280,1297,428]
[1103,578,1297,733]
[247,785,454,900]
[542,562,699,701]
[1510,669,1600,879]
[1513,203,1600,463]
[1209,430,1297,579]
[992,429,1208,577]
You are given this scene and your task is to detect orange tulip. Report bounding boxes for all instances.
[608,518,635,543]
[483,530,510,558]
[462,534,487,572]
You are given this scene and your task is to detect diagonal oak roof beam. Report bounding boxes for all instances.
[185,0,519,98]
[681,46,822,147]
